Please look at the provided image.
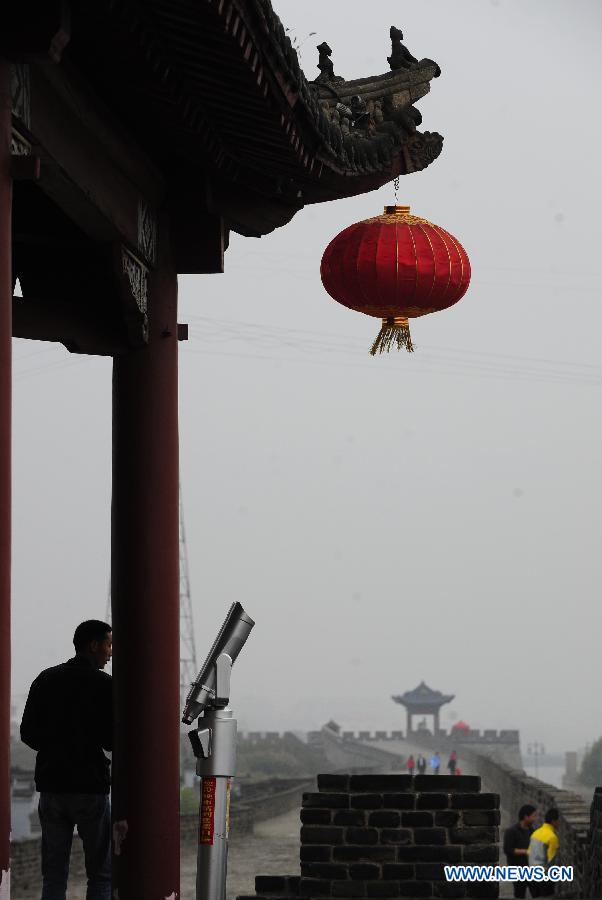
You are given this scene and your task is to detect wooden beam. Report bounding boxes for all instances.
[170,207,228,274]
[10,153,40,181]
[11,61,165,262]
[12,296,130,356]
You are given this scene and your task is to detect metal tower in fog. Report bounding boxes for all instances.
[106,487,198,712]
[178,486,198,712]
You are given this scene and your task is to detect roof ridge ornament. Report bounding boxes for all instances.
[387,26,419,72]
[388,25,442,78]
[315,41,344,84]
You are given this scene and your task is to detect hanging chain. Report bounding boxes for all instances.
[393,175,400,204]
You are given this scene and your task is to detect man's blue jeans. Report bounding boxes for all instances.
[38,792,111,900]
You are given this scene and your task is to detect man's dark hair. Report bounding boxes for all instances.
[73,620,112,652]
[545,807,560,823]
[518,804,536,821]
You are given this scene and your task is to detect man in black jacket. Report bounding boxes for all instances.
[21,620,112,900]
[503,804,538,898]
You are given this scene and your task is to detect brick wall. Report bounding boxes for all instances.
[583,787,602,897]
[10,835,85,891]
[237,773,500,899]
[473,754,593,899]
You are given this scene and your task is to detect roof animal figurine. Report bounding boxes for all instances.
[315,41,343,84]
[387,25,419,71]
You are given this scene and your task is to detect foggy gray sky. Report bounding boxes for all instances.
[10,0,602,754]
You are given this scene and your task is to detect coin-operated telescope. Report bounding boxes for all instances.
[182,602,255,900]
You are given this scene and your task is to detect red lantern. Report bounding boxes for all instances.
[451,720,470,734]
[321,205,471,354]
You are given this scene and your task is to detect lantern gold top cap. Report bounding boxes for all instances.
[383,205,411,215]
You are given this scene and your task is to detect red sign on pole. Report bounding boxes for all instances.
[199,777,217,844]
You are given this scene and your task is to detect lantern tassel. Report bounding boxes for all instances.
[369,316,414,355]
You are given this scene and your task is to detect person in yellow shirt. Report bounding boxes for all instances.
[528,808,560,897]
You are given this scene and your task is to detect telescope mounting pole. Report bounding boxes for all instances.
[189,653,237,900]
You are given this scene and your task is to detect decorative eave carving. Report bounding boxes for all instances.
[307,26,443,188]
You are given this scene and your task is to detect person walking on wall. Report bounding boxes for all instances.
[416,754,427,775]
[503,803,538,898]
[430,751,441,774]
[406,754,416,777]
[447,750,458,775]
[21,620,113,900]
[529,808,560,897]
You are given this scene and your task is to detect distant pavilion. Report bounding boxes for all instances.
[392,681,455,735]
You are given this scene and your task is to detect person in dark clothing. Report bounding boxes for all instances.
[503,804,538,899]
[21,620,113,900]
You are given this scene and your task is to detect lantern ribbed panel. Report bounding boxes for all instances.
[321,214,471,320]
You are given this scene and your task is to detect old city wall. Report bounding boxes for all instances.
[10,732,602,897]
[315,727,601,899]
[324,729,523,771]
[11,837,85,894]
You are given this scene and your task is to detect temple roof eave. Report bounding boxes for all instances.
[64,0,443,237]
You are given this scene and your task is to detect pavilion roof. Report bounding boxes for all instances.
[64,0,443,236]
[392,681,455,710]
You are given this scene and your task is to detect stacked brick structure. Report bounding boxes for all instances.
[237,773,500,899]
[583,787,602,899]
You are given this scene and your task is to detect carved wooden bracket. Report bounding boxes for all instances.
[118,246,149,347]
[137,200,157,267]
[121,248,148,315]
[10,130,32,158]
[10,63,30,127]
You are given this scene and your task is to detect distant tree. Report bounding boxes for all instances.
[579,737,602,786]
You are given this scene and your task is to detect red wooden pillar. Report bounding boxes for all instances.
[0,61,12,900]
[111,230,180,899]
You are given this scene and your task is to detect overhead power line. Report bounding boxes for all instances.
[183,314,602,388]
